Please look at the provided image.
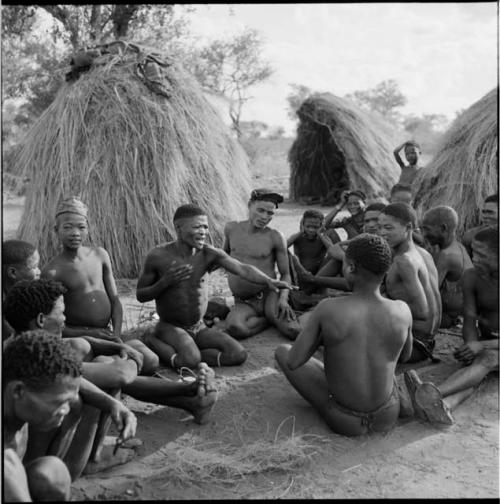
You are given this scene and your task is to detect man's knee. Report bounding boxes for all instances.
[275,321,301,341]
[476,349,499,370]
[26,456,71,501]
[226,321,256,340]
[94,356,137,386]
[126,339,160,375]
[175,346,201,369]
[274,343,292,366]
[68,337,92,360]
[225,346,248,365]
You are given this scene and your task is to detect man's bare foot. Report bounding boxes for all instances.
[189,363,217,424]
[415,383,454,425]
[404,369,429,422]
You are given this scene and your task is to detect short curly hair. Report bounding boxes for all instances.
[3,330,82,391]
[302,210,324,222]
[3,279,67,333]
[381,203,417,229]
[423,205,458,232]
[345,233,392,275]
[474,228,499,255]
[2,240,37,278]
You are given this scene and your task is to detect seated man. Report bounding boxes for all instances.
[379,203,442,363]
[405,228,498,425]
[224,189,300,341]
[275,234,413,436]
[2,239,41,340]
[421,206,473,327]
[137,203,295,367]
[42,197,158,374]
[287,209,327,274]
[462,193,498,258]
[3,330,137,499]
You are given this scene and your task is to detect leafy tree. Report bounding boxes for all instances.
[345,79,407,121]
[188,28,273,137]
[239,120,269,139]
[286,83,313,120]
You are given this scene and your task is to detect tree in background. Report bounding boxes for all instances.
[189,28,273,137]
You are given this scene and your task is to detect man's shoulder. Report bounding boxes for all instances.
[225,220,244,233]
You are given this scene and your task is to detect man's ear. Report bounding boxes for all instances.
[11,381,26,400]
[35,313,45,329]
[6,266,17,281]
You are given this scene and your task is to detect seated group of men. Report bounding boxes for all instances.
[3,173,498,500]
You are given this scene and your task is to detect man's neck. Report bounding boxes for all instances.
[439,233,456,250]
[393,236,413,255]
[61,246,81,260]
[351,278,382,298]
[175,241,197,258]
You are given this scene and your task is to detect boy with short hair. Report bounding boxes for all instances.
[405,228,498,425]
[462,193,498,258]
[275,234,413,436]
[287,209,327,274]
[393,141,422,187]
[389,184,413,206]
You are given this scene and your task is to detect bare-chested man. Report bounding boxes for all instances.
[393,140,422,188]
[137,203,294,369]
[275,234,413,436]
[421,206,473,327]
[224,189,301,340]
[379,203,442,363]
[405,228,498,425]
[462,193,498,258]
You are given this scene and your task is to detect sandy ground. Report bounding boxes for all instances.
[3,196,499,500]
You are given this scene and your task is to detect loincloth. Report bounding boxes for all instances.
[179,320,206,341]
[234,291,267,316]
[412,332,440,362]
[328,379,399,433]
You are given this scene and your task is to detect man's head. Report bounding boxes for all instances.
[3,330,81,431]
[3,279,67,335]
[2,240,41,288]
[55,197,89,251]
[404,141,421,166]
[481,193,498,228]
[422,205,459,247]
[248,189,283,229]
[363,203,386,234]
[301,210,324,239]
[471,227,498,277]
[379,203,417,248]
[343,233,392,287]
[173,204,208,250]
[390,184,413,205]
[344,190,366,216]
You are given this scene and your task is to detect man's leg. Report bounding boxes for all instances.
[225,302,269,339]
[274,344,366,436]
[25,456,72,502]
[143,321,201,369]
[265,292,301,340]
[124,338,160,375]
[4,448,33,502]
[195,327,247,366]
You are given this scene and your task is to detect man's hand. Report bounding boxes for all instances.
[119,344,144,373]
[159,261,193,288]
[268,278,298,293]
[276,297,297,322]
[109,400,137,444]
[453,341,483,364]
[87,327,122,343]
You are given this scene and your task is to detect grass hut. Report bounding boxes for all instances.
[13,42,251,277]
[413,88,498,236]
[288,93,401,205]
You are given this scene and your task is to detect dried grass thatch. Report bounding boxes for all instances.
[13,42,251,277]
[288,93,401,205]
[413,88,498,235]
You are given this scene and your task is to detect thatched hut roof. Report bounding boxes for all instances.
[13,42,251,277]
[288,93,401,205]
[413,88,498,236]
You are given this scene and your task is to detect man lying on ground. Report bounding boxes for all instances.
[223,189,300,341]
[275,234,413,436]
[405,228,498,425]
[379,203,442,363]
[137,203,295,368]
[421,206,473,327]
[462,193,498,258]
[3,331,137,499]
[2,239,41,340]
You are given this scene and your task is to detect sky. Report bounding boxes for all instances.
[186,3,498,134]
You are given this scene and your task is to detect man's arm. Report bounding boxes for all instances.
[287,301,325,369]
[274,230,293,304]
[398,302,413,363]
[100,248,123,339]
[395,257,429,320]
[393,142,407,169]
[287,231,302,248]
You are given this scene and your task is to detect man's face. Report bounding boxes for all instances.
[248,200,276,228]
[56,213,88,250]
[302,218,322,239]
[404,145,420,165]
[421,218,443,247]
[363,210,381,234]
[481,202,498,228]
[346,195,365,216]
[10,251,41,283]
[14,375,80,431]
[390,191,412,206]
[177,215,209,250]
[378,213,409,248]
[471,240,498,277]
[41,296,66,336]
